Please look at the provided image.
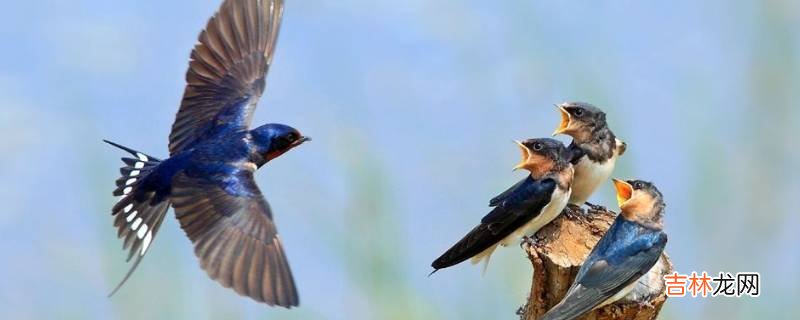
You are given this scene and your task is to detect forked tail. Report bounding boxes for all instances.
[103,140,171,296]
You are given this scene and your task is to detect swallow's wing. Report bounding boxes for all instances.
[542,222,667,320]
[169,0,284,155]
[170,170,299,307]
[482,176,553,221]
[431,177,556,270]
[567,141,585,165]
[488,176,530,207]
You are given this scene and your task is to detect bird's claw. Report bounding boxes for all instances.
[584,201,607,213]
[636,300,654,309]
[564,204,586,219]
[520,235,540,251]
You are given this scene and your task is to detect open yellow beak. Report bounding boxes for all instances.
[553,105,571,136]
[612,178,633,207]
[513,140,531,171]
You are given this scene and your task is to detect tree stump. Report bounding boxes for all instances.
[518,207,672,320]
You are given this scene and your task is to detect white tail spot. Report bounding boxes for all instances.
[137,224,149,239]
[126,211,137,222]
[123,203,133,213]
[123,186,132,195]
[125,178,137,186]
[134,162,145,169]
[130,170,140,177]
[131,217,143,230]
[136,153,148,161]
[140,231,153,256]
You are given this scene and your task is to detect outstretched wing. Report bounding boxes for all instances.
[431,177,556,270]
[542,221,667,320]
[169,0,284,155]
[170,170,299,307]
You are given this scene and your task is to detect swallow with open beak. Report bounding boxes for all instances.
[430,138,573,273]
[553,102,626,210]
[103,0,307,308]
[541,179,667,320]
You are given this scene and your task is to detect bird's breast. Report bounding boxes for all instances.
[569,154,617,204]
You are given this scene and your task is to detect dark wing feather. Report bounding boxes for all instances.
[542,222,667,320]
[482,176,554,221]
[488,176,531,207]
[170,170,299,307]
[541,284,607,320]
[567,141,585,165]
[577,232,667,290]
[431,178,556,270]
[169,0,284,155]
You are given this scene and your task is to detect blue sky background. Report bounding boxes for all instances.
[1,0,799,319]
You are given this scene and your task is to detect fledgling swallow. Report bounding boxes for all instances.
[104,0,305,308]
[553,102,626,209]
[430,138,573,273]
[541,179,668,320]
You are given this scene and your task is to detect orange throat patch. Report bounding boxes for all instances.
[620,193,656,221]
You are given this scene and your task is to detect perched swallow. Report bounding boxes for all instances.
[104,0,305,307]
[430,138,573,273]
[553,102,626,208]
[541,179,667,320]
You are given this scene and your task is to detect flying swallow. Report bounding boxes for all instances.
[430,138,573,273]
[541,179,667,320]
[104,0,305,307]
[553,102,626,209]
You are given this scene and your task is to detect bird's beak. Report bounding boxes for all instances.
[553,105,571,136]
[266,136,311,161]
[612,178,633,207]
[513,140,531,171]
[292,136,312,147]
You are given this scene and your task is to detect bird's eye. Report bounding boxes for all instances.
[273,136,293,150]
[573,108,584,116]
[633,181,643,189]
[532,142,543,151]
